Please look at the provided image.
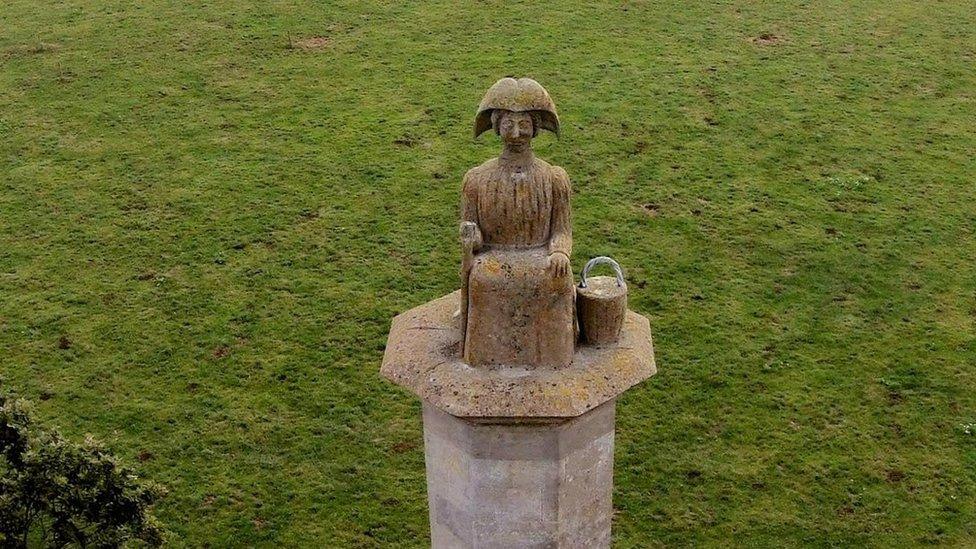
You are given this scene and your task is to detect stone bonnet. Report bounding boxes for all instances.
[473,77,560,138]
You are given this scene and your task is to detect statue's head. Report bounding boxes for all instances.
[491,110,537,146]
[474,77,559,140]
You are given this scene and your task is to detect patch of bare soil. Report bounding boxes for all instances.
[291,36,331,50]
[392,440,418,453]
[751,32,783,46]
[886,469,906,483]
[1,42,60,60]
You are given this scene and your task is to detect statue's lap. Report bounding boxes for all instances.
[465,247,575,368]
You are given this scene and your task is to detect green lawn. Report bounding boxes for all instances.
[2,0,975,546]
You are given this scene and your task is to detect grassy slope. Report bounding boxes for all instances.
[2,0,975,546]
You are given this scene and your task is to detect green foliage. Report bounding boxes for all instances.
[0,386,165,548]
[1,0,975,546]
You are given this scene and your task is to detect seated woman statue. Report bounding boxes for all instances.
[459,78,576,369]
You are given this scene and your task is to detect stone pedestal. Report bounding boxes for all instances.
[381,291,655,548]
[423,401,615,547]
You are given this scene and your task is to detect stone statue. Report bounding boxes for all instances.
[459,78,576,369]
[381,77,657,548]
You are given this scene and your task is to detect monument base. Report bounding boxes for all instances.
[382,291,655,547]
[423,399,615,548]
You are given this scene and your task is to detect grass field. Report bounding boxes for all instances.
[2,0,975,546]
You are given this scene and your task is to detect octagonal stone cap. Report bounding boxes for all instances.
[381,291,656,419]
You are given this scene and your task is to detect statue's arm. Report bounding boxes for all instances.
[548,166,572,259]
[460,170,483,252]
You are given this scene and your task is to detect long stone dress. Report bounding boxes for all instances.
[461,157,575,369]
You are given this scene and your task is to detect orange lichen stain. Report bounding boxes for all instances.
[609,353,631,370]
[482,257,502,275]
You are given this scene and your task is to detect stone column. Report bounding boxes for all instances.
[423,401,615,547]
[381,292,655,548]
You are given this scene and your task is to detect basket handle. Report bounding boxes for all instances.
[579,256,625,289]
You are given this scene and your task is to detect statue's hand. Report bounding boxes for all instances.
[460,221,481,252]
[548,252,570,278]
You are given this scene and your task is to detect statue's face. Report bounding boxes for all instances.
[497,111,534,146]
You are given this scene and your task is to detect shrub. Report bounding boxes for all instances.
[0,386,165,548]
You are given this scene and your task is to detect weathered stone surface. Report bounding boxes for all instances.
[423,400,615,548]
[458,78,576,371]
[381,291,655,418]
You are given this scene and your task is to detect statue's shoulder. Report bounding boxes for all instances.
[463,159,498,187]
[543,161,570,188]
[466,158,498,177]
